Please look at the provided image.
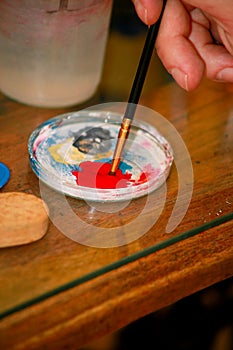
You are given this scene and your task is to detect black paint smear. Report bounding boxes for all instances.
[72,127,113,155]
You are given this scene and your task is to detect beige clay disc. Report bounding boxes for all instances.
[0,192,49,248]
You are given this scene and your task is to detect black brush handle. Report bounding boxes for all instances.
[125,0,167,120]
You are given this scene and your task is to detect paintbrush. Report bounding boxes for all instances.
[109,0,167,175]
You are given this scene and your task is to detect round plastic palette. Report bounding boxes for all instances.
[28,110,173,201]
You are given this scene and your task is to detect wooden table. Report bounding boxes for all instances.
[0,77,233,349]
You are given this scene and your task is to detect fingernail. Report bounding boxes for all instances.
[133,0,148,24]
[216,68,233,82]
[170,68,189,91]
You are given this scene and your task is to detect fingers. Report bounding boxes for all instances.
[132,0,163,25]
[189,10,233,83]
[156,0,205,90]
[132,0,233,89]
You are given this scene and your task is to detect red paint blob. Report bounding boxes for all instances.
[71,161,147,189]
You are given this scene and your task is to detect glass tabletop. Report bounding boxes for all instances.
[0,11,233,320]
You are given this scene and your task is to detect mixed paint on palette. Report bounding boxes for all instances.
[29,113,173,200]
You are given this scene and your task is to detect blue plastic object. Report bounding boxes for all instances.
[0,162,10,189]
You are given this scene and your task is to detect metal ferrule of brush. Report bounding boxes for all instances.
[109,118,131,175]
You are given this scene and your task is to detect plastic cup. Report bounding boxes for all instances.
[0,0,113,107]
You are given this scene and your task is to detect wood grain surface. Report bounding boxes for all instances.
[0,78,232,349]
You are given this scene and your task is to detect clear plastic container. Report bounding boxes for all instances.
[0,0,112,107]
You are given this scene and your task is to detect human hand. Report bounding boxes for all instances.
[132,0,233,90]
